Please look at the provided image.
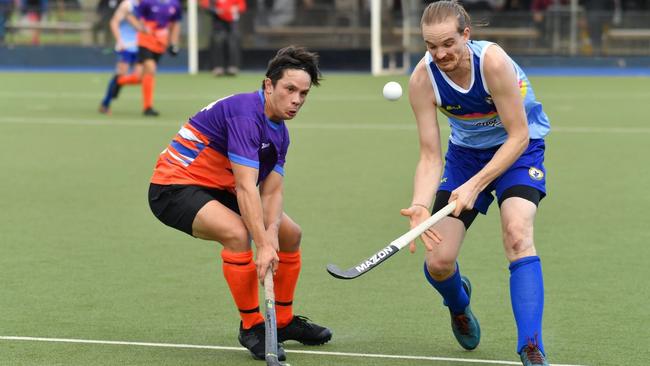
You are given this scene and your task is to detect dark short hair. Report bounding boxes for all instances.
[264,45,322,88]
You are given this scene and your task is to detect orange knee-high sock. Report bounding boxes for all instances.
[117,73,142,85]
[221,250,264,329]
[274,251,301,327]
[142,73,155,110]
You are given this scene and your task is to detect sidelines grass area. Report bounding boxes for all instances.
[0,72,648,366]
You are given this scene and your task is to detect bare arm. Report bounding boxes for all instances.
[449,45,529,216]
[125,13,142,31]
[168,21,180,46]
[409,59,444,209]
[400,58,445,252]
[109,0,131,49]
[259,171,284,241]
[231,163,279,281]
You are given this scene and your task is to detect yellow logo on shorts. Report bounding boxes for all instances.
[529,167,544,181]
[440,177,448,183]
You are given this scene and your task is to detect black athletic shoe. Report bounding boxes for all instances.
[143,107,160,117]
[277,315,332,345]
[238,322,286,361]
[109,75,122,99]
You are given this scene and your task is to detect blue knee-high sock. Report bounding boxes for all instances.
[101,75,116,107]
[424,262,469,314]
[509,256,545,355]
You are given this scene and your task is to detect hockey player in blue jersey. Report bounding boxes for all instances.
[400,2,550,366]
[99,0,143,114]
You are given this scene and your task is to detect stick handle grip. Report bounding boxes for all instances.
[391,201,457,250]
[264,269,274,301]
[264,270,280,364]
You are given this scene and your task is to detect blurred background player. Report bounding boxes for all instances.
[400,2,551,366]
[99,0,143,114]
[110,0,181,116]
[19,0,47,45]
[0,0,13,45]
[147,46,332,361]
[201,0,246,76]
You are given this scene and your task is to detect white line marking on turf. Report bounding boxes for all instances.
[0,336,586,366]
[1,116,650,135]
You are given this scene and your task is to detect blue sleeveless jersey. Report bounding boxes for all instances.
[425,40,550,149]
[119,0,139,53]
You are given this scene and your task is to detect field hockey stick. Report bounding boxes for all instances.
[263,270,288,366]
[326,200,457,280]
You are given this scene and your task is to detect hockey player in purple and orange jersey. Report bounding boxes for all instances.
[148,46,332,362]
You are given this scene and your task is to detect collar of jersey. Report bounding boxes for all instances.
[258,89,282,130]
[436,44,475,94]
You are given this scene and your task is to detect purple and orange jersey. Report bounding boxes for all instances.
[137,0,182,54]
[151,91,290,192]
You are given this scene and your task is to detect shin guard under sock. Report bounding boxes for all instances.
[142,73,154,110]
[424,262,469,314]
[221,250,263,329]
[510,256,545,355]
[274,251,301,327]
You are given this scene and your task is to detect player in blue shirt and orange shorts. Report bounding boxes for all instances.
[148,46,332,362]
[401,2,551,366]
[107,0,181,116]
[99,0,142,114]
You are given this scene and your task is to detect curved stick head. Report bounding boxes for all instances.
[326,263,362,280]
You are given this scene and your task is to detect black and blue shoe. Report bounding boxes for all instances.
[449,276,481,350]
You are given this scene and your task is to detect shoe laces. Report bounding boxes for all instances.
[293,315,314,329]
[452,313,471,335]
[522,335,544,364]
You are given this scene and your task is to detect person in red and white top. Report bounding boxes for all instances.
[200,0,246,76]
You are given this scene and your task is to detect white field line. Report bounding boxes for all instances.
[0,336,586,366]
[1,115,650,135]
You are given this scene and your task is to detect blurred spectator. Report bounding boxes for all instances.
[201,0,246,76]
[582,0,614,55]
[256,0,295,27]
[94,0,118,47]
[531,0,552,48]
[463,0,506,12]
[502,0,532,11]
[0,0,14,45]
[21,0,47,45]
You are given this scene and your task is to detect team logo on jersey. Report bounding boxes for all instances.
[445,104,461,111]
[475,117,501,127]
[529,167,544,181]
[485,96,494,105]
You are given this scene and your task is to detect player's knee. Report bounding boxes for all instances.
[425,257,456,280]
[502,221,534,259]
[219,225,250,251]
[281,223,302,251]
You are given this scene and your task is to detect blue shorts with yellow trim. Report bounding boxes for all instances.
[438,139,547,214]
